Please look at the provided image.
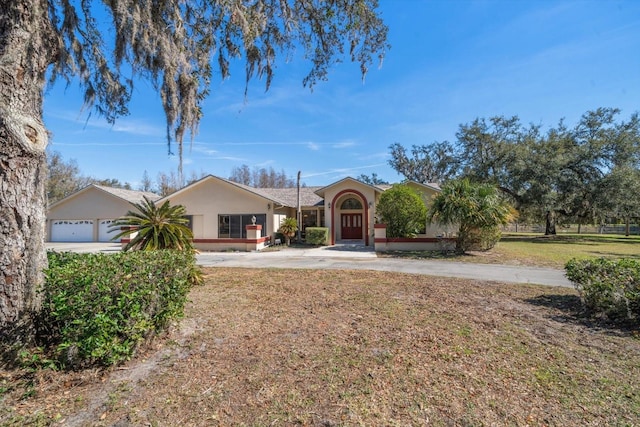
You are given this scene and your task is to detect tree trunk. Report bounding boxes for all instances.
[0,1,55,343]
[625,217,631,237]
[545,210,557,235]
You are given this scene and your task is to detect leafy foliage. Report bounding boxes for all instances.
[44,0,389,174]
[566,258,640,324]
[428,179,515,252]
[305,227,329,245]
[110,197,193,251]
[40,250,195,368]
[357,173,389,185]
[376,185,427,238]
[389,108,640,234]
[388,142,460,183]
[279,217,298,245]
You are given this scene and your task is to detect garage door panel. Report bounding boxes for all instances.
[51,220,94,242]
[99,219,120,242]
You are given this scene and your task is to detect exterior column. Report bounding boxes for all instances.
[374,223,387,251]
[246,224,264,251]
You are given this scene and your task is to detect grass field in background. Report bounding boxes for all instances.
[492,233,640,268]
[379,233,640,269]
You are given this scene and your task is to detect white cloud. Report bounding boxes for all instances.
[302,163,387,179]
[331,139,357,149]
[45,109,164,137]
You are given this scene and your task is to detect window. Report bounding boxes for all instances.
[219,215,230,238]
[302,210,317,229]
[184,215,193,231]
[218,214,267,238]
[340,197,362,210]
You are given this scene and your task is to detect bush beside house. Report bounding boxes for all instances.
[376,185,427,238]
[306,227,329,245]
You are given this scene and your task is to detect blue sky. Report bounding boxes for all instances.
[43,0,640,188]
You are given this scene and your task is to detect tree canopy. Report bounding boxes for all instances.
[46,0,389,179]
[0,0,389,335]
[357,172,389,185]
[389,108,640,234]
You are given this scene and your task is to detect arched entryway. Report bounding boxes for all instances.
[340,197,363,239]
[330,189,369,246]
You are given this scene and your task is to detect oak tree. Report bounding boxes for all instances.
[0,0,388,338]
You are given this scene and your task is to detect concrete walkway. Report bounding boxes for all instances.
[45,242,573,288]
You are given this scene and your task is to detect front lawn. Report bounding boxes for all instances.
[2,268,638,425]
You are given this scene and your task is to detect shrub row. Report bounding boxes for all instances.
[40,250,196,369]
[565,258,640,324]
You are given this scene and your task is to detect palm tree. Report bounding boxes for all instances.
[110,197,194,251]
[428,179,516,253]
[278,217,298,246]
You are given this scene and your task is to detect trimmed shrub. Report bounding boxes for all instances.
[565,258,640,324]
[306,227,329,245]
[376,185,427,238]
[40,250,195,369]
[464,225,502,251]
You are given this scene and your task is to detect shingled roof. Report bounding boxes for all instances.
[255,187,324,207]
[93,185,160,204]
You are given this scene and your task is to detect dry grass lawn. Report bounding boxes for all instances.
[2,268,640,426]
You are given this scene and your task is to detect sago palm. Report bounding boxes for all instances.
[278,217,298,246]
[428,179,516,253]
[110,197,194,251]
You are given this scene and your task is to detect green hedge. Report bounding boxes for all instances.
[463,226,502,251]
[41,250,195,369]
[305,227,329,245]
[565,258,640,324]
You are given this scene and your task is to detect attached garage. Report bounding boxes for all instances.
[50,220,94,242]
[46,185,159,243]
[98,219,120,242]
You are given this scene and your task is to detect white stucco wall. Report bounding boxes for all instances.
[165,177,272,239]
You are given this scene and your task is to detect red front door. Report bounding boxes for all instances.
[341,213,362,239]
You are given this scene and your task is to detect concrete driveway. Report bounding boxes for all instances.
[45,242,573,288]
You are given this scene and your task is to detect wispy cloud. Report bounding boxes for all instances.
[307,142,320,151]
[331,139,357,149]
[302,163,387,179]
[50,141,165,146]
[44,109,164,137]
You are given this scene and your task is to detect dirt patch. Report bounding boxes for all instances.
[2,268,639,426]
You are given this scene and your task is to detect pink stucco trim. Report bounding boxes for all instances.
[330,189,369,246]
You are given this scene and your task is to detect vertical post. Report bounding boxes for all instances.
[296,170,301,242]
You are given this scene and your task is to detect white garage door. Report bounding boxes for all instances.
[98,219,120,242]
[50,220,94,242]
